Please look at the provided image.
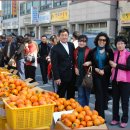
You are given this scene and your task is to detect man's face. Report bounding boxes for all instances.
[59,32,69,43]
[7,36,13,43]
[41,37,47,43]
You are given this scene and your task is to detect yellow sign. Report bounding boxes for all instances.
[51,10,69,22]
[121,13,130,23]
[12,0,17,16]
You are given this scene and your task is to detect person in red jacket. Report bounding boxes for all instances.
[74,35,91,106]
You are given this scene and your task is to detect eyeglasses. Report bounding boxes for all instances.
[78,40,87,42]
[98,39,106,42]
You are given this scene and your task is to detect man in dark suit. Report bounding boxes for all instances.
[51,28,75,99]
[3,34,16,68]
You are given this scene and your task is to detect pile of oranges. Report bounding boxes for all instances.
[0,73,30,97]
[6,90,56,108]
[61,106,105,129]
[54,98,80,112]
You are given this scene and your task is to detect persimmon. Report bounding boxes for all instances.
[3,91,9,97]
[70,98,75,103]
[17,104,25,108]
[92,110,99,116]
[86,110,93,116]
[77,114,84,121]
[80,120,87,127]
[11,89,18,95]
[80,110,86,116]
[9,94,17,102]
[15,80,21,86]
[66,105,73,110]
[64,100,70,107]
[33,102,39,106]
[84,115,92,122]
[71,122,79,129]
[58,105,64,111]
[72,111,79,117]
[30,95,38,103]
[24,100,32,105]
[98,116,105,124]
[74,119,80,125]
[71,102,77,109]
[69,114,76,122]
[64,119,72,127]
[75,106,83,113]
[86,121,93,127]
[93,118,101,126]
[9,84,16,89]
[61,114,66,121]
[84,106,90,111]
[79,124,84,128]
[91,114,98,120]
[16,99,24,105]
[16,86,22,91]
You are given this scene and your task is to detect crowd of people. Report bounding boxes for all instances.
[0,29,130,128]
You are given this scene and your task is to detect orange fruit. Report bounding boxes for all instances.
[84,115,92,122]
[80,120,87,127]
[69,114,76,122]
[87,121,93,127]
[93,118,101,126]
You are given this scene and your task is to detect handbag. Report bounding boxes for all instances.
[8,58,16,67]
[25,55,35,63]
[82,66,93,88]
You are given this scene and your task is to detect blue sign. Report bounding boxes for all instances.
[31,6,39,24]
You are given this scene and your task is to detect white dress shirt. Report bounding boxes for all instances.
[7,44,11,58]
[61,41,69,54]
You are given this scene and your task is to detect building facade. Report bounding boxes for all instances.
[118,0,130,43]
[2,0,120,39]
[2,0,18,35]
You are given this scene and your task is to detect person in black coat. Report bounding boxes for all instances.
[51,28,76,99]
[3,34,16,69]
[83,32,114,118]
[38,35,51,84]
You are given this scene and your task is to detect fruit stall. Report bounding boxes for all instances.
[0,67,108,130]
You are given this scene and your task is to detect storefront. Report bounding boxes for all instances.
[39,11,51,38]
[120,12,130,45]
[2,18,18,35]
[51,9,69,34]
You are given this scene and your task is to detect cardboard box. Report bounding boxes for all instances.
[5,123,50,130]
[54,121,108,130]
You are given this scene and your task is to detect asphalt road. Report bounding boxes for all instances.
[36,65,130,130]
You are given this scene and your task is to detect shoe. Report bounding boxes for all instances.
[120,122,127,128]
[110,120,119,125]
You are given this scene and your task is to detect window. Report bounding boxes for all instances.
[100,22,107,28]
[61,0,67,6]
[40,0,52,11]
[33,1,40,10]
[53,0,61,7]
[20,3,26,15]
[47,0,52,8]
[26,1,32,14]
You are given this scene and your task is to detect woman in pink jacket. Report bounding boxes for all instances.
[109,36,130,128]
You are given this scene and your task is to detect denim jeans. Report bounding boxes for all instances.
[78,85,91,107]
[16,59,25,80]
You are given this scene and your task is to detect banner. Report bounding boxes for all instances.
[12,0,17,16]
[51,10,69,22]
[31,6,39,24]
[121,13,130,23]
[39,12,50,24]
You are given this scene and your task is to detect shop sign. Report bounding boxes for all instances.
[24,17,31,25]
[31,6,39,24]
[51,10,69,22]
[39,12,50,24]
[121,13,130,23]
[2,18,18,29]
[12,0,17,16]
